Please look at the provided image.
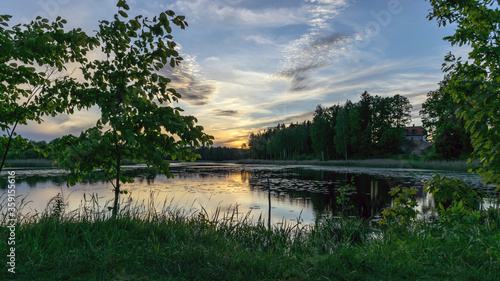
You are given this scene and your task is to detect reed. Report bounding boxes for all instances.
[236,158,476,171]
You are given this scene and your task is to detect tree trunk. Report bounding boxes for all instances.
[112,153,121,217]
[0,122,19,173]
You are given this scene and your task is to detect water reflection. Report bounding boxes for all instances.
[0,163,497,224]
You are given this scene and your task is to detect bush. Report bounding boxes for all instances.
[379,186,420,228]
[424,174,485,226]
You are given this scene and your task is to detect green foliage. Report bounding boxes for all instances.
[424,174,485,225]
[378,127,405,155]
[310,104,338,159]
[379,186,420,228]
[336,177,356,216]
[51,1,212,216]
[0,12,98,172]
[425,174,483,211]
[248,92,413,161]
[334,108,349,159]
[427,0,500,189]
[434,121,471,159]
[437,200,482,226]
[196,146,250,161]
[249,121,313,160]
[0,135,28,160]
[420,78,473,159]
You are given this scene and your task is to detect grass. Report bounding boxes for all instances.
[236,158,477,172]
[0,192,499,280]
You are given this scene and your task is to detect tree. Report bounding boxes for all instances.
[420,78,472,159]
[310,105,329,160]
[52,1,213,216]
[348,106,362,156]
[427,0,500,188]
[379,127,405,155]
[0,14,97,172]
[370,94,411,156]
[357,91,374,156]
[334,108,349,160]
[434,122,468,159]
[371,95,392,146]
[311,104,340,160]
[389,94,412,128]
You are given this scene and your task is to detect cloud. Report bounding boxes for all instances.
[306,0,350,30]
[277,0,351,92]
[160,52,216,106]
[212,109,239,116]
[244,35,279,46]
[172,0,308,29]
[241,111,314,132]
[277,33,351,91]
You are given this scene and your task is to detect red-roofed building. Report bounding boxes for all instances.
[404,125,426,141]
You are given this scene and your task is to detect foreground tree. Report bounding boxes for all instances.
[52,1,213,216]
[428,0,500,188]
[0,15,96,172]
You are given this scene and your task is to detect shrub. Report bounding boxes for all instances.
[379,186,420,228]
[424,174,485,226]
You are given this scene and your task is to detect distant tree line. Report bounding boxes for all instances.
[195,146,250,161]
[246,91,413,161]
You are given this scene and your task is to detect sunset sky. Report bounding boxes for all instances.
[2,0,462,147]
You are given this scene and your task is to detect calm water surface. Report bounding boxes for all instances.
[1,163,498,225]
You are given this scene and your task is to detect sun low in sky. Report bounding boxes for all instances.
[2,0,459,148]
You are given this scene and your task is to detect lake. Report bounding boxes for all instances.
[1,163,498,225]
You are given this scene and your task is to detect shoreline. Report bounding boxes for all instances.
[2,158,476,172]
[235,158,476,172]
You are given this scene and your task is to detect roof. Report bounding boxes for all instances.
[404,126,425,136]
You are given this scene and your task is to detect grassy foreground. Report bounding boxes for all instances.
[1,198,499,281]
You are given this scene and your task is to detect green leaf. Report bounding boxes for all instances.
[118,10,128,18]
[116,0,126,8]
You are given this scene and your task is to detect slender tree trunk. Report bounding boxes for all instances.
[112,153,121,217]
[0,122,19,173]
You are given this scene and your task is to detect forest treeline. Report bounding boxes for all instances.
[246,91,413,161]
